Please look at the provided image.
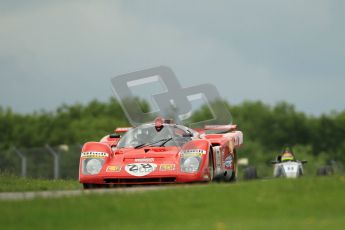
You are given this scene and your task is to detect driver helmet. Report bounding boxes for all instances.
[281,151,295,162]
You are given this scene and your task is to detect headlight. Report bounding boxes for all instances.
[83,158,104,175]
[181,156,201,173]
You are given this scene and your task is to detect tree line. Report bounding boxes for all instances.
[1,98,344,165]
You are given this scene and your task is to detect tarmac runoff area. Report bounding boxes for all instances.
[0,185,175,201]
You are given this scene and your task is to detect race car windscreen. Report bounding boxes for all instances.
[116,124,195,148]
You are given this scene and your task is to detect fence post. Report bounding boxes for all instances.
[45,144,59,179]
[13,146,27,177]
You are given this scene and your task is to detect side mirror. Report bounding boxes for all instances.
[182,133,193,138]
[301,160,308,164]
[109,134,121,138]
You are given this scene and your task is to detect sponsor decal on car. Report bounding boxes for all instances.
[134,158,154,163]
[180,149,206,158]
[106,165,122,172]
[159,164,176,171]
[125,163,157,176]
[224,155,233,169]
[81,152,109,158]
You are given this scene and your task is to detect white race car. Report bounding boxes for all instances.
[272,160,307,178]
[271,150,307,178]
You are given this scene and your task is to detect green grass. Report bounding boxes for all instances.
[0,174,81,192]
[1,176,345,229]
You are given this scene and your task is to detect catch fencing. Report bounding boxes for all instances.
[0,144,82,179]
[1,145,343,180]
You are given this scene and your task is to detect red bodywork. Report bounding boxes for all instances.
[79,122,243,187]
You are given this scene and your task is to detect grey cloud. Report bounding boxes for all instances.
[0,0,344,114]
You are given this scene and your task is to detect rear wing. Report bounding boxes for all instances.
[201,124,243,149]
[204,124,237,132]
[224,131,243,148]
[114,127,132,133]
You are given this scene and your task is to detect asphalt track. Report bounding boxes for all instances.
[0,180,265,201]
[0,185,173,201]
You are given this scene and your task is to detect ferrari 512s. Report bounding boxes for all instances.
[79,117,243,188]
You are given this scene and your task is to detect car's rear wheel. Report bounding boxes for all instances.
[298,167,303,177]
[275,167,284,178]
[227,171,235,182]
[228,151,238,182]
[208,148,214,181]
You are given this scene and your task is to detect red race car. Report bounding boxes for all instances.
[79,118,243,188]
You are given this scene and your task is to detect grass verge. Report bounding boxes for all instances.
[0,174,81,192]
[1,176,345,229]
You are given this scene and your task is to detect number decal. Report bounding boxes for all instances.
[125,163,157,176]
[129,164,138,172]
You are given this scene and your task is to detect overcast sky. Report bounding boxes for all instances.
[0,0,344,115]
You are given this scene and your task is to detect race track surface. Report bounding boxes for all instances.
[0,185,170,201]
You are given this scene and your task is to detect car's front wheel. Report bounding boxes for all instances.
[83,183,93,189]
[83,183,106,189]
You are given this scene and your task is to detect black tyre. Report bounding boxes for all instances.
[83,183,106,189]
[83,183,93,189]
[243,166,258,180]
[228,170,237,182]
[317,166,333,176]
[208,149,214,181]
[298,168,304,177]
[274,166,284,178]
[228,151,238,182]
